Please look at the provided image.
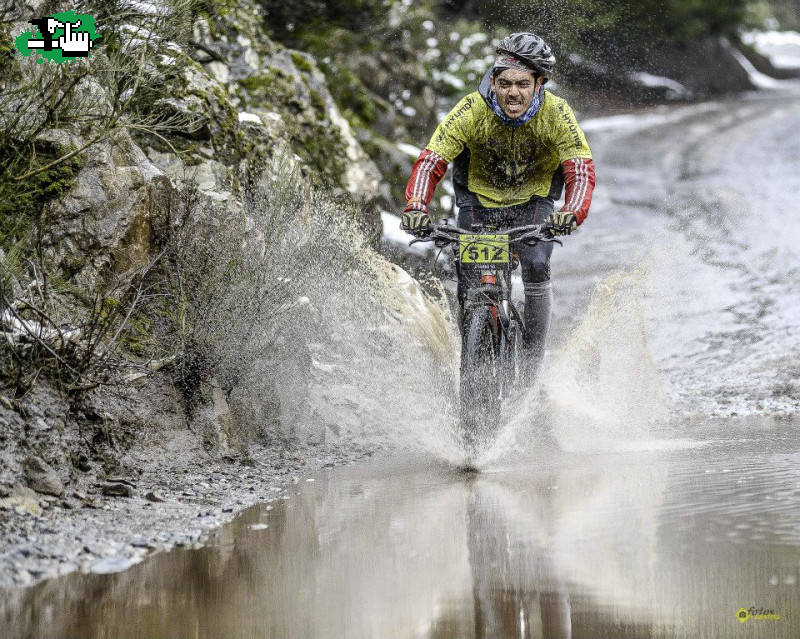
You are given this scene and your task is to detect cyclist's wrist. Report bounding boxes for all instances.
[404,198,428,214]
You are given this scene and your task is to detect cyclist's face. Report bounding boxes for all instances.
[490,69,540,118]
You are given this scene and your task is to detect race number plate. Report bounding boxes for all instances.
[459,234,509,264]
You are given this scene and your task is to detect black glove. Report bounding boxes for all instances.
[400,210,432,236]
[545,210,578,236]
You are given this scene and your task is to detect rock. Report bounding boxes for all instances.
[100,481,135,498]
[146,356,176,372]
[32,417,51,431]
[121,372,149,385]
[104,477,137,488]
[75,455,92,473]
[327,100,387,206]
[131,538,156,549]
[208,61,230,84]
[145,491,165,503]
[23,456,64,497]
[0,486,42,516]
[42,132,168,282]
[194,378,233,452]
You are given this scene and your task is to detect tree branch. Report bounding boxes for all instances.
[11,130,110,182]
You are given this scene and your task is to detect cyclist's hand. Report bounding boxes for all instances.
[400,210,432,237]
[545,210,578,236]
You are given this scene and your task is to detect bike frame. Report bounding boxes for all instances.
[413,222,559,387]
[410,222,560,450]
[457,252,521,347]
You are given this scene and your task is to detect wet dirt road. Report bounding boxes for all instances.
[3,417,800,639]
[3,87,800,637]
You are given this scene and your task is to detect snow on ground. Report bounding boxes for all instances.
[238,111,261,124]
[396,141,422,158]
[723,39,790,89]
[580,102,719,135]
[628,71,692,100]
[742,30,800,69]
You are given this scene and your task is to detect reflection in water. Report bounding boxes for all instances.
[464,478,573,639]
[3,427,800,639]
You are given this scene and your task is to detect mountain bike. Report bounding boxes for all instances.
[411,222,560,454]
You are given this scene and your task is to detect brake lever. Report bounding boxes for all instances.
[540,226,565,245]
[513,230,563,246]
[408,231,437,246]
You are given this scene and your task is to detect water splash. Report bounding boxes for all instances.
[303,253,463,461]
[236,182,463,462]
[237,173,698,467]
[481,267,668,462]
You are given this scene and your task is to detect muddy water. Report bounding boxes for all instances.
[3,417,799,639]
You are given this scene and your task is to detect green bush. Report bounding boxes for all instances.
[260,0,388,41]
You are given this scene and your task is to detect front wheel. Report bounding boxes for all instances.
[460,305,501,453]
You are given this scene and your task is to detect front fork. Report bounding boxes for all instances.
[457,270,512,339]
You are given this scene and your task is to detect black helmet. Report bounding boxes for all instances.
[496,32,555,77]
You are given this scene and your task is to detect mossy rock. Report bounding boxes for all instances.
[0,142,85,253]
[290,51,314,73]
[318,60,383,130]
[0,21,20,84]
[235,62,349,188]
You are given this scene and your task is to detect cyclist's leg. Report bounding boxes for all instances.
[516,198,555,384]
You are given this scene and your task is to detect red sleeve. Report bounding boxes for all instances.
[404,149,449,213]
[562,158,595,224]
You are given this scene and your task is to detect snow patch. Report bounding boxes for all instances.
[723,39,788,89]
[433,70,465,90]
[396,141,422,158]
[628,72,692,100]
[238,111,262,124]
[581,102,718,135]
[119,0,169,15]
[742,30,800,69]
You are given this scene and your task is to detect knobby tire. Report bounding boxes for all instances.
[460,305,501,453]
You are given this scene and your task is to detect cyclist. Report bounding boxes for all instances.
[401,32,595,382]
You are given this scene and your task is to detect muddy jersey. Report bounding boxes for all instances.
[425,90,592,209]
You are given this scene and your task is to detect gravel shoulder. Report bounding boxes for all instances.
[0,435,374,589]
[0,375,378,589]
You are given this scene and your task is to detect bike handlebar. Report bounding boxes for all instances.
[410,223,563,247]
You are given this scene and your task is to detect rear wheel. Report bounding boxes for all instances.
[460,305,501,453]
